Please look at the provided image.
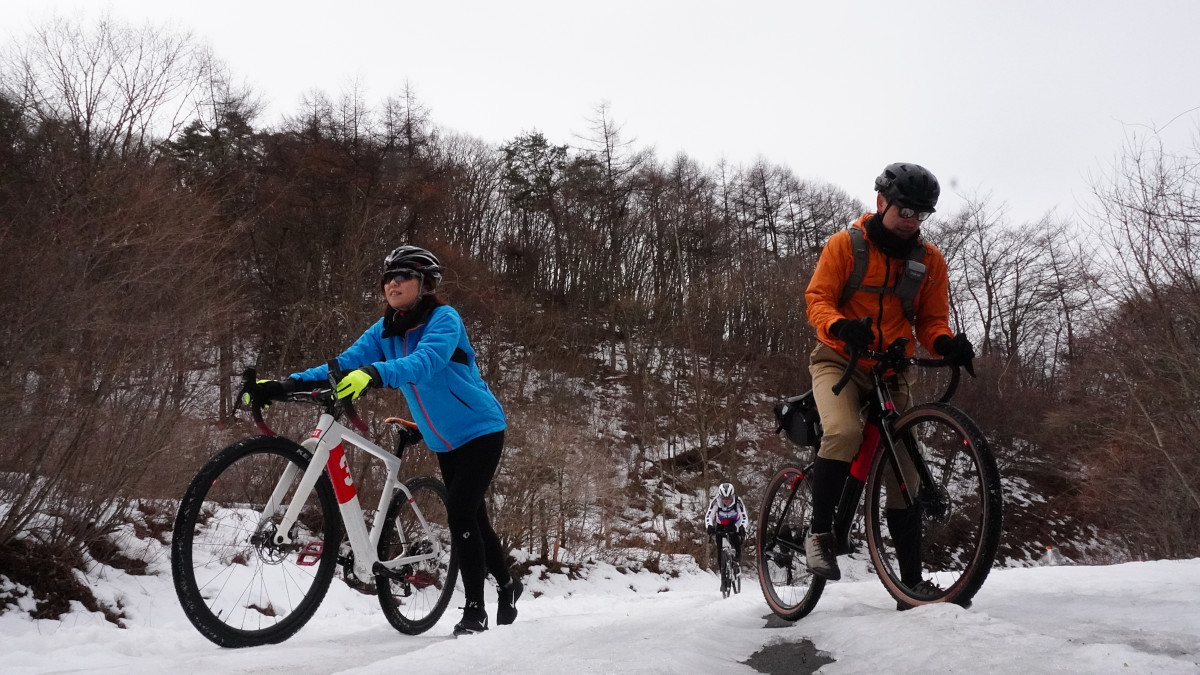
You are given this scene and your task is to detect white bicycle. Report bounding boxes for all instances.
[172,367,458,648]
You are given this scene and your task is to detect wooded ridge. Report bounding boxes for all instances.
[2,16,1197,618]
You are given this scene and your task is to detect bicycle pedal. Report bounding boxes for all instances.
[296,542,324,566]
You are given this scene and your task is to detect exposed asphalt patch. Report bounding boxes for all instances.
[762,613,796,629]
[743,614,835,674]
[743,639,835,675]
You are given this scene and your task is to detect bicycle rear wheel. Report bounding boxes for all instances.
[172,436,340,647]
[756,464,824,620]
[376,476,458,634]
[865,403,1003,610]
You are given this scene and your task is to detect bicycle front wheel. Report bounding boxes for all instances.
[376,476,458,634]
[865,403,1003,610]
[757,464,824,620]
[172,436,341,648]
[729,548,742,595]
[720,549,731,599]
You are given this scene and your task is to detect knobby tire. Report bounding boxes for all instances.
[172,436,341,648]
[864,403,1003,610]
[376,476,459,634]
[757,464,824,620]
[720,548,731,599]
[728,547,742,595]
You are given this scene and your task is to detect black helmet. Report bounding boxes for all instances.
[874,163,940,211]
[383,245,443,289]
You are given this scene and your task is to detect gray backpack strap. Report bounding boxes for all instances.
[838,227,870,307]
[894,245,927,322]
[837,226,928,323]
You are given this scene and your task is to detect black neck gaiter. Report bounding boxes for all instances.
[865,213,921,259]
[382,295,444,338]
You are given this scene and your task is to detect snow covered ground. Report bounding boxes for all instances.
[3,551,1199,674]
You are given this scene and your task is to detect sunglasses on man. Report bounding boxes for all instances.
[895,204,934,222]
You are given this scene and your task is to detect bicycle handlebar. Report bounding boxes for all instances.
[238,366,370,436]
[829,321,964,404]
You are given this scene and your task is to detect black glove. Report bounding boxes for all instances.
[830,318,874,351]
[934,333,976,376]
[242,378,298,407]
[706,525,715,536]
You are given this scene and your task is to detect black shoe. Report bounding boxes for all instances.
[896,580,943,611]
[804,532,841,581]
[453,601,488,635]
[496,578,523,626]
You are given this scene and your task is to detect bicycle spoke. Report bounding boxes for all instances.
[867,404,1003,609]
[377,477,458,634]
[173,438,339,647]
[757,465,824,620]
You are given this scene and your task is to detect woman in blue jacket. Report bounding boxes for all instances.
[259,245,521,635]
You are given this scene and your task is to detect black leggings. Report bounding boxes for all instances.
[436,430,511,605]
[714,526,744,561]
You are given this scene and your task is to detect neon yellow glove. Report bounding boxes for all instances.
[335,366,381,400]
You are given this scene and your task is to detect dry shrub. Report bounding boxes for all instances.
[0,539,125,624]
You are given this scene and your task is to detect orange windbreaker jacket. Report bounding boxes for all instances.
[805,214,953,366]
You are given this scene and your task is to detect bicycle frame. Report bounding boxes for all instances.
[723,538,738,562]
[267,412,443,582]
[828,350,944,554]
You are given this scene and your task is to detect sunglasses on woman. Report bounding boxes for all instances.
[382,269,420,284]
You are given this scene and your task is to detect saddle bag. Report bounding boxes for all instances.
[773,390,822,448]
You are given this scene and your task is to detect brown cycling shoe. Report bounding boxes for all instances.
[804,532,841,581]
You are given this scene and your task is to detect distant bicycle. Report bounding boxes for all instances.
[717,532,742,598]
[758,334,1002,619]
[172,368,458,647]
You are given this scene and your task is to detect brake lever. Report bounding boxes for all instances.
[831,345,860,396]
[832,318,873,396]
[326,359,369,434]
[234,367,257,412]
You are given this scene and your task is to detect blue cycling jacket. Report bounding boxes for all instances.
[290,305,506,453]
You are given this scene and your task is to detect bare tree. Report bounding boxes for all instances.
[1055,125,1200,558]
[2,12,213,164]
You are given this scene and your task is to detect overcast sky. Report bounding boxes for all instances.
[5,0,1199,224]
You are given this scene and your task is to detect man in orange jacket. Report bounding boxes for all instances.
[802,163,975,591]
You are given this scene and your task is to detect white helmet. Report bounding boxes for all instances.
[718,482,735,506]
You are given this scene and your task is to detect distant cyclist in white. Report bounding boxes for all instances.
[705,483,748,563]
